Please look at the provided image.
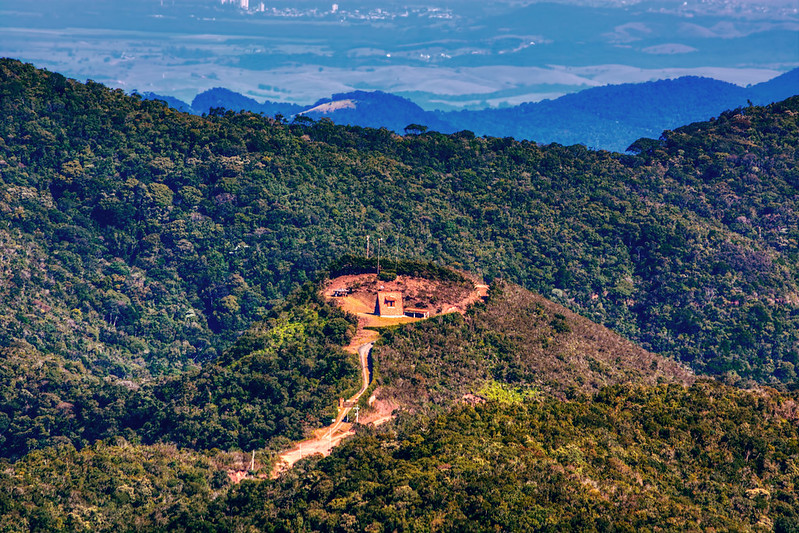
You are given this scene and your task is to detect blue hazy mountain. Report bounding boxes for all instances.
[300,91,454,134]
[442,72,799,151]
[443,77,752,151]
[191,88,304,117]
[140,92,193,113]
[139,89,300,116]
[154,69,798,152]
[748,68,799,106]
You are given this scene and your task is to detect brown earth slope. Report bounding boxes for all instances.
[375,279,693,407]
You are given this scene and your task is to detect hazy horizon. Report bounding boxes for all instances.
[1,0,797,110]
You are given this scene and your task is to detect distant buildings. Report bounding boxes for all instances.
[218,1,451,20]
[219,0,250,10]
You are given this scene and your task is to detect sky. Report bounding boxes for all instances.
[1,0,797,109]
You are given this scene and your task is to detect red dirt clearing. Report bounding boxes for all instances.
[325,273,486,327]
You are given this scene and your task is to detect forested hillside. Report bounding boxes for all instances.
[211,382,799,532]
[375,280,693,407]
[2,59,798,384]
[0,283,359,461]
[3,382,797,531]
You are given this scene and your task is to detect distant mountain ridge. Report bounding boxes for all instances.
[302,90,454,134]
[443,71,799,151]
[191,87,304,118]
[145,68,799,151]
[447,76,748,151]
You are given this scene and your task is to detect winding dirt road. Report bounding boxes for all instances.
[270,341,374,478]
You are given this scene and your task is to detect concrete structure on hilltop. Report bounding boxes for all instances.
[375,291,404,317]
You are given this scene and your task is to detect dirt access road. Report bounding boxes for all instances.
[270,339,374,478]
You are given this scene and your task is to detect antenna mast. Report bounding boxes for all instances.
[377,237,382,275]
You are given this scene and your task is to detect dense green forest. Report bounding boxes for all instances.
[211,382,799,532]
[0,440,231,531]
[1,59,799,530]
[2,382,797,531]
[0,60,799,382]
[0,284,359,461]
[2,59,798,383]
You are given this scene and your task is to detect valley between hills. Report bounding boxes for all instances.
[0,58,798,531]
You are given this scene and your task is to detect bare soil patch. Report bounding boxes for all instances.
[325,273,481,327]
[358,392,398,427]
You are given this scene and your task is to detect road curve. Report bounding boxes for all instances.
[357,341,373,396]
[327,340,373,434]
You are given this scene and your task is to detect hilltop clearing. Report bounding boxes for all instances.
[270,268,487,476]
[325,272,486,327]
[267,268,681,479]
